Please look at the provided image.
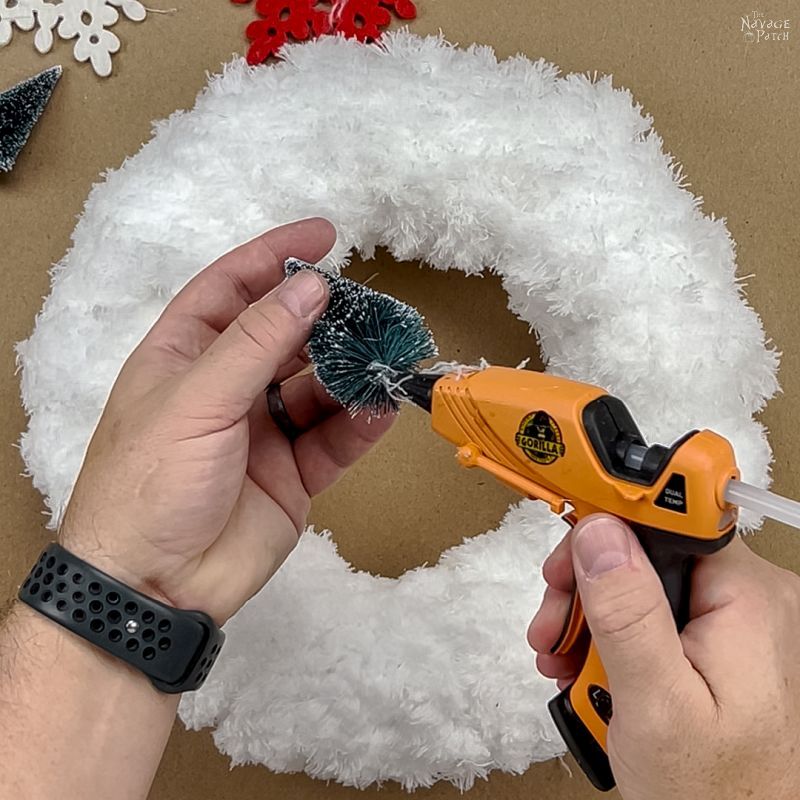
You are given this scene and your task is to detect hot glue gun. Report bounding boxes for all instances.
[401,365,800,792]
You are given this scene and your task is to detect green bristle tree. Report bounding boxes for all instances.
[0,66,62,173]
[285,258,438,415]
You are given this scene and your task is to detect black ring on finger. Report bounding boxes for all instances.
[266,382,301,441]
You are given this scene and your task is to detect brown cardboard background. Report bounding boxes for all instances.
[1,2,798,798]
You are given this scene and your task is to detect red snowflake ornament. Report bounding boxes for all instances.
[244,0,315,63]
[381,0,416,20]
[334,0,391,42]
[232,0,418,65]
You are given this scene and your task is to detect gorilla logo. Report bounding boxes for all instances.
[514,410,566,465]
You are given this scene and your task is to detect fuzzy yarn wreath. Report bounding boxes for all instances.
[17,33,779,790]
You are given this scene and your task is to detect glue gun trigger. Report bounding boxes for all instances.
[550,588,588,657]
[549,509,588,658]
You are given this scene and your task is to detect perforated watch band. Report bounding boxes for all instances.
[18,543,224,694]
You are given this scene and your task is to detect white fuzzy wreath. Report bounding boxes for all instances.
[17,32,779,790]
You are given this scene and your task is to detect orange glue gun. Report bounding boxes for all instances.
[402,365,744,791]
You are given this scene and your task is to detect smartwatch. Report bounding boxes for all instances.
[18,543,224,693]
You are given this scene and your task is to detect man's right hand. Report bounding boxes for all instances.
[528,514,800,800]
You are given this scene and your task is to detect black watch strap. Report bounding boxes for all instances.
[18,543,224,694]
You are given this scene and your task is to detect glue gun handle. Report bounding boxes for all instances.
[548,524,737,792]
[631,524,696,630]
[546,526,697,793]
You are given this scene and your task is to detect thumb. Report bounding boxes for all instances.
[572,514,690,705]
[181,270,328,420]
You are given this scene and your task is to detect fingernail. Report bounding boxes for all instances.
[277,271,327,318]
[574,517,632,578]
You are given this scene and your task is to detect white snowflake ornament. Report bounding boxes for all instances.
[0,0,60,52]
[30,2,60,53]
[0,0,37,46]
[108,0,144,22]
[0,0,146,76]
[58,0,120,77]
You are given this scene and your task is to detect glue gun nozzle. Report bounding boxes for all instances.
[401,373,440,413]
